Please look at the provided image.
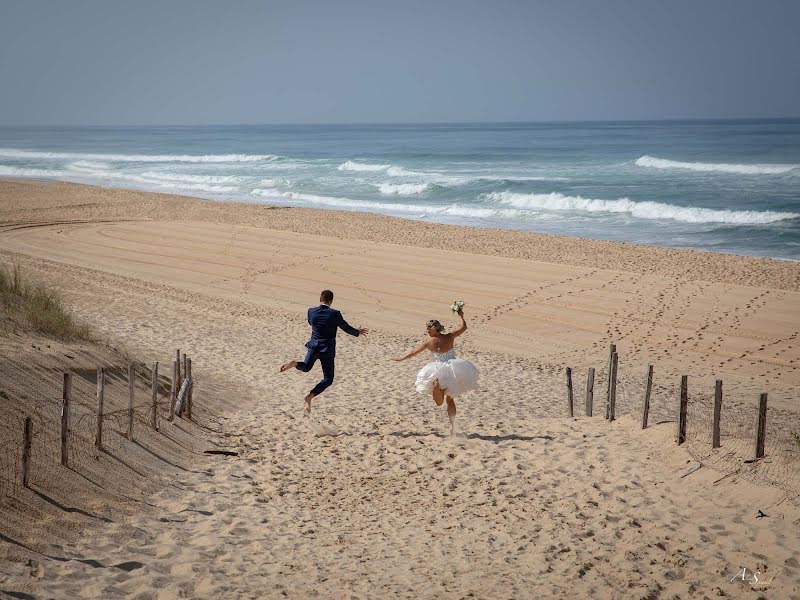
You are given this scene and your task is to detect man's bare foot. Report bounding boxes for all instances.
[304,392,314,414]
[280,360,297,373]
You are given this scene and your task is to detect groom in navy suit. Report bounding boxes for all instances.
[280,289,368,413]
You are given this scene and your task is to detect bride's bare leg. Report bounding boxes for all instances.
[445,396,456,435]
[432,380,444,406]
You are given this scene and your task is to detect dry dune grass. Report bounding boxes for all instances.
[0,262,90,340]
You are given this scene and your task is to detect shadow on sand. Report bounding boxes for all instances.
[387,431,555,443]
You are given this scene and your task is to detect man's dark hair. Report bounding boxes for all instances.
[320,289,334,304]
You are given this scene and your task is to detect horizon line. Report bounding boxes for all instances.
[1,116,799,128]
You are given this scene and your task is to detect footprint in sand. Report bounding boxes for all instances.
[310,421,344,437]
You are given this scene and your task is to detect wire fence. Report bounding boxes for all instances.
[0,356,196,504]
[3,343,797,507]
[571,349,800,496]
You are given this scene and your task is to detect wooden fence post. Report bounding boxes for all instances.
[585,367,595,416]
[176,349,182,390]
[641,365,653,429]
[186,357,193,421]
[677,375,688,445]
[712,380,723,449]
[754,392,768,459]
[608,352,619,422]
[169,360,178,422]
[151,362,159,431]
[96,367,105,451]
[176,377,192,417]
[22,417,32,488]
[605,343,616,419]
[565,367,574,417]
[61,373,72,466]
[127,364,135,441]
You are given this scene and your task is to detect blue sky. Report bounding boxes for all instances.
[1,0,798,125]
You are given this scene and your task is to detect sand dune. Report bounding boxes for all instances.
[0,180,798,598]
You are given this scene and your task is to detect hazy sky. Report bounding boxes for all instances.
[1,0,798,125]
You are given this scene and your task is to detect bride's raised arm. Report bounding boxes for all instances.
[393,340,430,362]
[450,309,467,338]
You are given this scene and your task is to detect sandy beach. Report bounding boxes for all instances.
[1,178,799,599]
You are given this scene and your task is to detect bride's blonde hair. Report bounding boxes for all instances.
[426,319,445,333]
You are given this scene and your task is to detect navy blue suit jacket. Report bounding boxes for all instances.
[305,304,360,355]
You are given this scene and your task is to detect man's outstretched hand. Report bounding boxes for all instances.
[359,327,369,336]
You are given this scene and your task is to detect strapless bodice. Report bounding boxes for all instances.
[430,349,456,362]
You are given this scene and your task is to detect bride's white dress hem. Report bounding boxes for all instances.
[415,349,479,397]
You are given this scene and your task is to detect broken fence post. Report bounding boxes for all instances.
[176,377,192,418]
[169,360,178,422]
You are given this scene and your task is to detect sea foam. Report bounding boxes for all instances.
[337,160,390,172]
[139,171,243,184]
[0,166,67,178]
[70,160,112,171]
[488,191,799,224]
[251,189,526,219]
[377,182,432,195]
[635,155,798,175]
[0,162,239,193]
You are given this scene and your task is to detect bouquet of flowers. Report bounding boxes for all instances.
[450,300,465,314]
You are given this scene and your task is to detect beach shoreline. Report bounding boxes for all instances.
[2,178,798,290]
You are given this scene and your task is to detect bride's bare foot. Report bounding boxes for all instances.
[280,360,297,373]
[304,392,314,414]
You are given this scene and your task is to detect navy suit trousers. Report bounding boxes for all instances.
[296,348,335,396]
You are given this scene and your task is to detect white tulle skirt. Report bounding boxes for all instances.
[415,358,480,398]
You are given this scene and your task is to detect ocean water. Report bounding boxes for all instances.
[1,121,799,260]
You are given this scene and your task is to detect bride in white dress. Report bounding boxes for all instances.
[392,306,479,434]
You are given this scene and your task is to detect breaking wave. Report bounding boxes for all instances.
[0,165,67,178]
[487,191,799,224]
[0,163,239,193]
[138,171,243,184]
[250,188,529,219]
[337,160,390,172]
[377,182,432,195]
[635,155,799,175]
